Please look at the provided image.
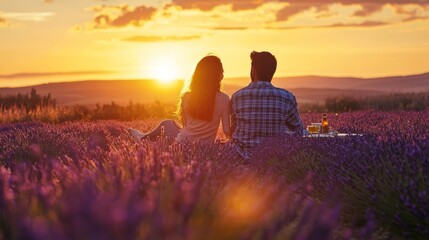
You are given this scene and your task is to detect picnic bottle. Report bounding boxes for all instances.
[321,114,329,133]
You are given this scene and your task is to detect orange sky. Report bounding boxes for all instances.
[1,0,429,87]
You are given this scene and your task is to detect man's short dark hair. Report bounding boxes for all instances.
[250,51,277,82]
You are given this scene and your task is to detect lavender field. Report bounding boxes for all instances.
[0,111,428,239]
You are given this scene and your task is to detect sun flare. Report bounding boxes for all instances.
[145,58,179,84]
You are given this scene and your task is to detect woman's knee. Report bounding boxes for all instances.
[159,119,175,127]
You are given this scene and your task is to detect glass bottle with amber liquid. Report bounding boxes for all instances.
[321,114,329,133]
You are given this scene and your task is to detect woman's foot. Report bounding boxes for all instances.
[128,128,146,141]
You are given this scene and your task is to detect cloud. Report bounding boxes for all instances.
[353,3,385,16]
[0,16,6,26]
[168,1,429,22]
[283,1,428,3]
[123,35,201,42]
[210,27,249,30]
[328,20,388,28]
[76,1,429,32]
[164,1,429,33]
[3,12,55,22]
[269,20,388,30]
[0,71,117,79]
[171,1,429,11]
[157,3,283,31]
[277,2,429,20]
[403,15,429,21]
[271,2,429,30]
[0,11,54,27]
[81,5,157,30]
[276,3,318,21]
[169,0,261,11]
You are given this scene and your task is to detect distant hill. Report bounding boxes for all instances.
[220,84,386,103]
[0,73,428,105]
[0,80,184,106]
[227,72,429,92]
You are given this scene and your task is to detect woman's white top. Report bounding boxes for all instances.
[176,91,231,143]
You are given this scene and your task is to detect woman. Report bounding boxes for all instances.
[129,55,231,143]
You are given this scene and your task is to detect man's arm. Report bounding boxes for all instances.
[230,97,236,136]
[286,97,304,135]
[221,96,232,138]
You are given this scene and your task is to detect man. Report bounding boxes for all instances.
[230,51,304,158]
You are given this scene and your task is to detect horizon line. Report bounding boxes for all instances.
[1,70,428,80]
[1,71,428,89]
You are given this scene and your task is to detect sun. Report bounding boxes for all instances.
[146,58,179,84]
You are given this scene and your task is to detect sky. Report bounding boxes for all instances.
[1,0,429,87]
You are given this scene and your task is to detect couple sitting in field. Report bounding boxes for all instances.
[129,51,304,158]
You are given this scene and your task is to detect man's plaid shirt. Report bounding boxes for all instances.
[231,81,303,156]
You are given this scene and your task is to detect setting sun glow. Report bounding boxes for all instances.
[1,1,429,87]
[146,58,179,84]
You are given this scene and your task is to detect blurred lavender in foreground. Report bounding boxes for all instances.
[0,110,428,239]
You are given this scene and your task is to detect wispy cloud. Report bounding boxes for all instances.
[3,12,55,22]
[0,71,117,79]
[123,35,201,42]
[329,21,388,28]
[210,27,249,30]
[76,1,429,32]
[268,21,388,30]
[171,0,429,12]
[155,3,283,31]
[353,3,385,17]
[169,0,261,11]
[0,16,7,26]
[169,0,429,27]
[78,5,156,30]
[277,2,429,22]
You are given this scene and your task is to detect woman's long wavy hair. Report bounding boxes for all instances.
[179,55,223,122]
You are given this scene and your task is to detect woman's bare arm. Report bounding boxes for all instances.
[221,97,232,138]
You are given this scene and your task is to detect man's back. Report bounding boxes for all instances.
[231,81,303,154]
